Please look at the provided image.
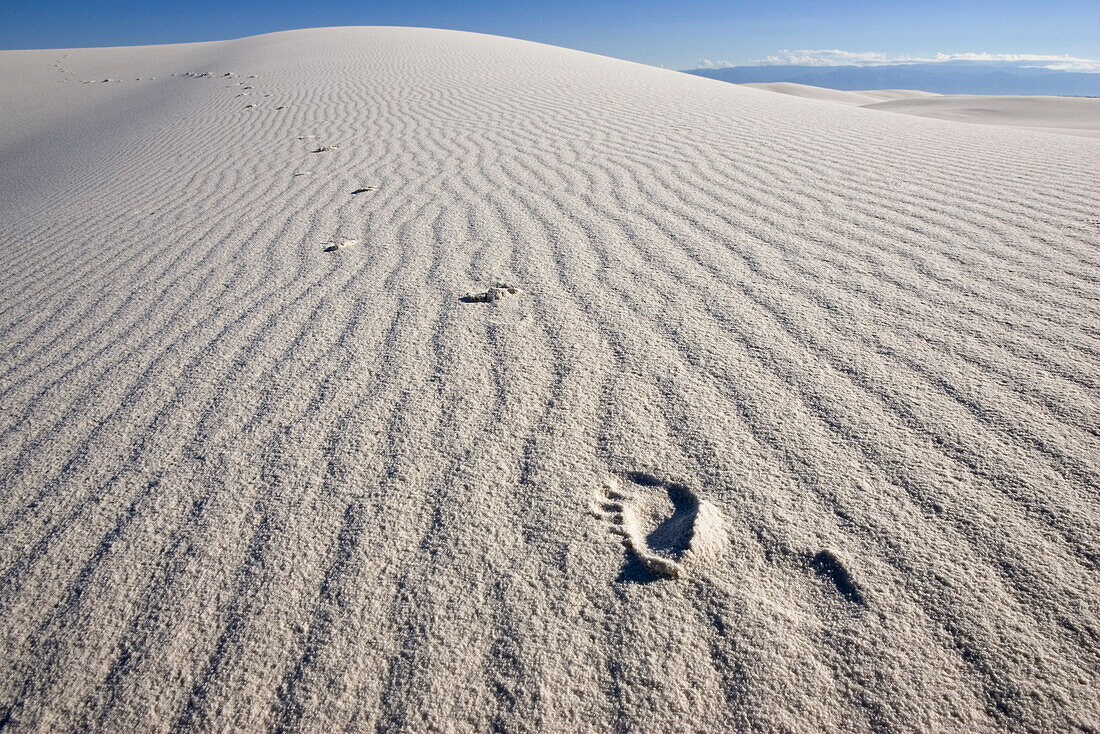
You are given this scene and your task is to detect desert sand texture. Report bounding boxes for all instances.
[1,27,1099,733]
[743,81,1100,138]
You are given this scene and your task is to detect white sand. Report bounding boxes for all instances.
[743,81,1100,138]
[1,27,1098,732]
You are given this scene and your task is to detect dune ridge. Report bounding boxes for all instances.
[1,27,1098,732]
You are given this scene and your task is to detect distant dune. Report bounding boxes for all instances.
[1,27,1098,732]
[687,61,1100,96]
[743,81,1100,137]
[740,82,942,106]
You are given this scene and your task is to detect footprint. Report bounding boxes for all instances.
[808,549,865,606]
[593,472,725,580]
[322,239,359,253]
[461,283,520,303]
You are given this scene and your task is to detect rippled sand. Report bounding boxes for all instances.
[1,27,1098,732]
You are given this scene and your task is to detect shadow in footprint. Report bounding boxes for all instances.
[808,549,865,606]
[616,552,658,584]
[628,474,696,558]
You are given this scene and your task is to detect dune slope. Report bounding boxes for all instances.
[862,94,1100,137]
[742,81,1100,138]
[1,27,1099,732]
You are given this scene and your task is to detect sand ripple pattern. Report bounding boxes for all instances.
[0,27,1098,732]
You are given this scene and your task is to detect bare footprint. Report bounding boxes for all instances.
[461,283,520,303]
[593,472,725,580]
[322,239,359,253]
[808,549,866,606]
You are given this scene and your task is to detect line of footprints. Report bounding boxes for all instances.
[70,62,520,303]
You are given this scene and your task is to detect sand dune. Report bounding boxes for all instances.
[743,81,1100,137]
[862,94,1100,137]
[741,81,942,106]
[1,27,1099,732]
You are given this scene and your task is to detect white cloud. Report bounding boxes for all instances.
[758,49,889,66]
[695,59,735,69]
[752,49,1100,72]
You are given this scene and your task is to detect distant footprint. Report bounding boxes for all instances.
[808,549,866,606]
[461,283,520,303]
[593,472,725,580]
[322,239,359,253]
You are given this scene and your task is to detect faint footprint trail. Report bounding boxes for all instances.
[594,471,725,580]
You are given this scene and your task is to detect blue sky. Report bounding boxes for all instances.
[2,0,1098,70]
